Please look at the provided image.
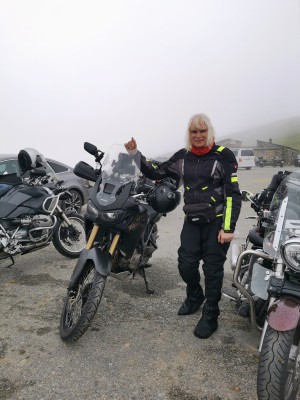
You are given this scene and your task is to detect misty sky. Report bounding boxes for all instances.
[1,0,300,166]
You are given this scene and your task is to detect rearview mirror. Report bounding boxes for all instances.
[84,142,98,156]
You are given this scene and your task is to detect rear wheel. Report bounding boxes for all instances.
[257,325,300,400]
[60,261,106,342]
[52,213,86,258]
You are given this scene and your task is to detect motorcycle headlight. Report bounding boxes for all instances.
[87,201,99,218]
[99,210,124,223]
[282,239,300,272]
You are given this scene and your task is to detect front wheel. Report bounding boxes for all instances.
[257,324,300,400]
[52,213,86,258]
[60,261,106,342]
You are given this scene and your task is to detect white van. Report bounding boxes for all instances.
[231,148,255,170]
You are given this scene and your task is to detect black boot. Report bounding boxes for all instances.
[178,285,205,315]
[194,302,220,339]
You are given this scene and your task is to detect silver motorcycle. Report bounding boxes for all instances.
[224,169,300,400]
[0,149,86,266]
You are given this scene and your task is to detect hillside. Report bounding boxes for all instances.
[226,116,300,150]
[157,116,300,160]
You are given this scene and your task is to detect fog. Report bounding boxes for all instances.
[1,0,300,166]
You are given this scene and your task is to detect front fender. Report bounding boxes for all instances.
[268,298,300,331]
[68,248,112,289]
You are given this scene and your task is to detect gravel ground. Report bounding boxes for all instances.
[0,166,299,400]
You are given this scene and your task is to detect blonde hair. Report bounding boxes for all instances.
[185,113,215,150]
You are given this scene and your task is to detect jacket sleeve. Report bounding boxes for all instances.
[133,149,184,187]
[219,148,242,233]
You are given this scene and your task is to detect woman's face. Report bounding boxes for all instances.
[189,124,208,148]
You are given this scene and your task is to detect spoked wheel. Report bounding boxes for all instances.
[257,325,300,400]
[59,261,106,342]
[52,213,86,258]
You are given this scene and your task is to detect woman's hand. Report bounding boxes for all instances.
[218,229,234,244]
[124,137,137,155]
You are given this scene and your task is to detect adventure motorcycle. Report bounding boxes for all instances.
[0,148,86,266]
[59,143,181,342]
[223,170,292,322]
[224,169,300,400]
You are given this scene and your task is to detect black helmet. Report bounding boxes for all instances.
[148,181,181,213]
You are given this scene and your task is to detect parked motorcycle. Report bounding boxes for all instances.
[224,171,292,319]
[59,143,181,342]
[224,169,300,400]
[0,148,86,266]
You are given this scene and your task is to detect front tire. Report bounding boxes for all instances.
[52,213,86,258]
[60,261,106,342]
[257,325,300,400]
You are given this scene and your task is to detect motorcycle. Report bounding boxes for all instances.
[224,169,300,400]
[59,143,181,342]
[0,148,86,266]
[223,170,292,321]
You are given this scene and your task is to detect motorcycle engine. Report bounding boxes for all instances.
[31,215,53,228]
[0,214,54,255]
[10,215,54,228]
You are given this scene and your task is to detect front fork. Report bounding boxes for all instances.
[86,225,120,254]
[67,225,120,289]
[87,225,153,294]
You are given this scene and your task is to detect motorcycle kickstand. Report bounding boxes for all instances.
[140,267,154,295]
[5,256,15,268]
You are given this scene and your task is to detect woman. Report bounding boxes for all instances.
[125,114,241,339]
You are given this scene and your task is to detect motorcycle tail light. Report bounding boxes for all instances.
[282,239,300,272]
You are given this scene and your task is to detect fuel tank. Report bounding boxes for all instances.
[0,185,49,218]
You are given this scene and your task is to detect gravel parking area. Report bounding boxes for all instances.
[1,166,299,400]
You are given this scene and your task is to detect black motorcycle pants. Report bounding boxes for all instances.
[178,217,230,305]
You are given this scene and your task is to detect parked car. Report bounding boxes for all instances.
[0,154,90,213]
[231,148,255,170]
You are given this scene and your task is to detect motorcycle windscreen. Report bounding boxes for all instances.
[96,144,141,206]
[263,169,300,258]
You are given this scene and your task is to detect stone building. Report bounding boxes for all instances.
[254,139,298,165]
[217,138,242,148]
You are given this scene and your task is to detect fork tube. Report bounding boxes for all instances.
[86,225,100,250]
[54,205,71,224]
[109,234,120,256]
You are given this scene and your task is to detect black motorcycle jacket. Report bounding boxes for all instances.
[134,144,241,233]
